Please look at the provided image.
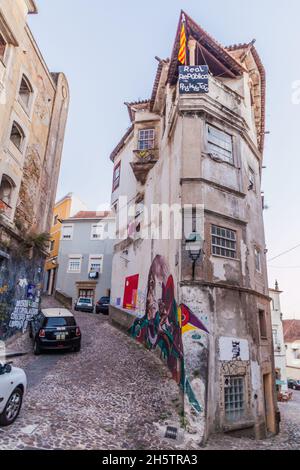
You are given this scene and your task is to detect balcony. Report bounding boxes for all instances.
[0,199,12,219]
[130,148,159,185]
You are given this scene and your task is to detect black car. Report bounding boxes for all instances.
[29,308,81,355]
[288,379,300,390]
[95,296,110,314]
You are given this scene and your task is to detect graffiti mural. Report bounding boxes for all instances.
[0,252,43,340]
[129,255,209,422]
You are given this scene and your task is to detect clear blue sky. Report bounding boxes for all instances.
[29,1,300,317]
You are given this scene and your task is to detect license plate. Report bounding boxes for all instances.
[56,333,66,340]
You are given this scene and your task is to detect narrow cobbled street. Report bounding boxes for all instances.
[1,297,300,450]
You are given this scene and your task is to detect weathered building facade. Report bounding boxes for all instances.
[109,12,278,442]
[44,193,87,296]
[56,211,115,306]
[0,0,69,338]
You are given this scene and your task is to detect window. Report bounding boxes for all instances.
[255,248,261,272]
[10,122,25,151]
[211,225,236,259]
[91,223,104,240]
[207,124,233,162]
[88,255,103,273]
[49,240,55,252]
[0,32,6,61]
[138,129,155,150]
[112,162,121,191]
[0,175,14,206]
[293,349,300,360]
[259,309,267,339]
[224,376,245,422]
[68,256,81,273]
[79,289,94,299]
[248,166,256,191]
[62,225,73,240]
[19,75,33,109]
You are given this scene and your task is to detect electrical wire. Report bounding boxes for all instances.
[267,243,300,262]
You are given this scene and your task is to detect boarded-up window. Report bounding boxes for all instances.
[207,124,233,162]
[259,309,267,339]
[19,75,33,109]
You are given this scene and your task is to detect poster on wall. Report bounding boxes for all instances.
[178,65,209,94]
[123,274,139,310]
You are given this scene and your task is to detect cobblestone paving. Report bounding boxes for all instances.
[2,296,300,450]
[1,296,186,450]
[205,390,300,450]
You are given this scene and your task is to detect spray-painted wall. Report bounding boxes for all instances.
[0,248,43,340]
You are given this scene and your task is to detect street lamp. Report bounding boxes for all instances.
[185,232,204,280]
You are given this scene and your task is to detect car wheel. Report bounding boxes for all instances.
[73,345,81,353]
[293,385,297,390]
[34,340,41,356]
[0,387,23,426]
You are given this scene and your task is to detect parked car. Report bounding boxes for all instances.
[95,296,110,314]
[29,308,81,355]
[287,379,300,390]
[74,297,94,313]
[0,361,27,426]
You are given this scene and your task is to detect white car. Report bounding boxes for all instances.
[0,360,27,426]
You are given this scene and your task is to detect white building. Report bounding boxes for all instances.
[269,284,288,391]
[283,319,300,381]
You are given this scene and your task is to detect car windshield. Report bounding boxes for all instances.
[100,297,110,303]
[46,317,76,327]
[78,298,92,304]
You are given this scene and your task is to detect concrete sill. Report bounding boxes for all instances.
[223,420,255,433]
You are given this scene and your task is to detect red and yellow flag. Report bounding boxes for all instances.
[178,18,187,65]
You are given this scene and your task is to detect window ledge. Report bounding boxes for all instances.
[212,254,240,262]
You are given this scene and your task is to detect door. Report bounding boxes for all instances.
[263,373,275,433]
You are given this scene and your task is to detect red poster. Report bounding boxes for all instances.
[123,274,139,310]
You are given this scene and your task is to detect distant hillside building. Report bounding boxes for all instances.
[44,193,87,296]
[0,0,69,339]
[283,319,300,381]
[109,11,278,441]
[55,211,115,306]
[269,283,288,392]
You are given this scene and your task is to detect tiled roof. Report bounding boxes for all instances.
[125,100,150,122]
[167,10,245,86]
[283,320,300,343]
[109,125,134,162]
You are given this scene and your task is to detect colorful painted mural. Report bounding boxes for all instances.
[129,255,209,417]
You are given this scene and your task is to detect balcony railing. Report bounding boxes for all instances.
[130,148,159,185]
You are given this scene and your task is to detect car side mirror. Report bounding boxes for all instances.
[4,363,12,374]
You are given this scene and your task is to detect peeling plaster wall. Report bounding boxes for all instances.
[0,2,69,338]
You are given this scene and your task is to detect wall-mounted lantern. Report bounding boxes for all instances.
[185,232,204,280]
